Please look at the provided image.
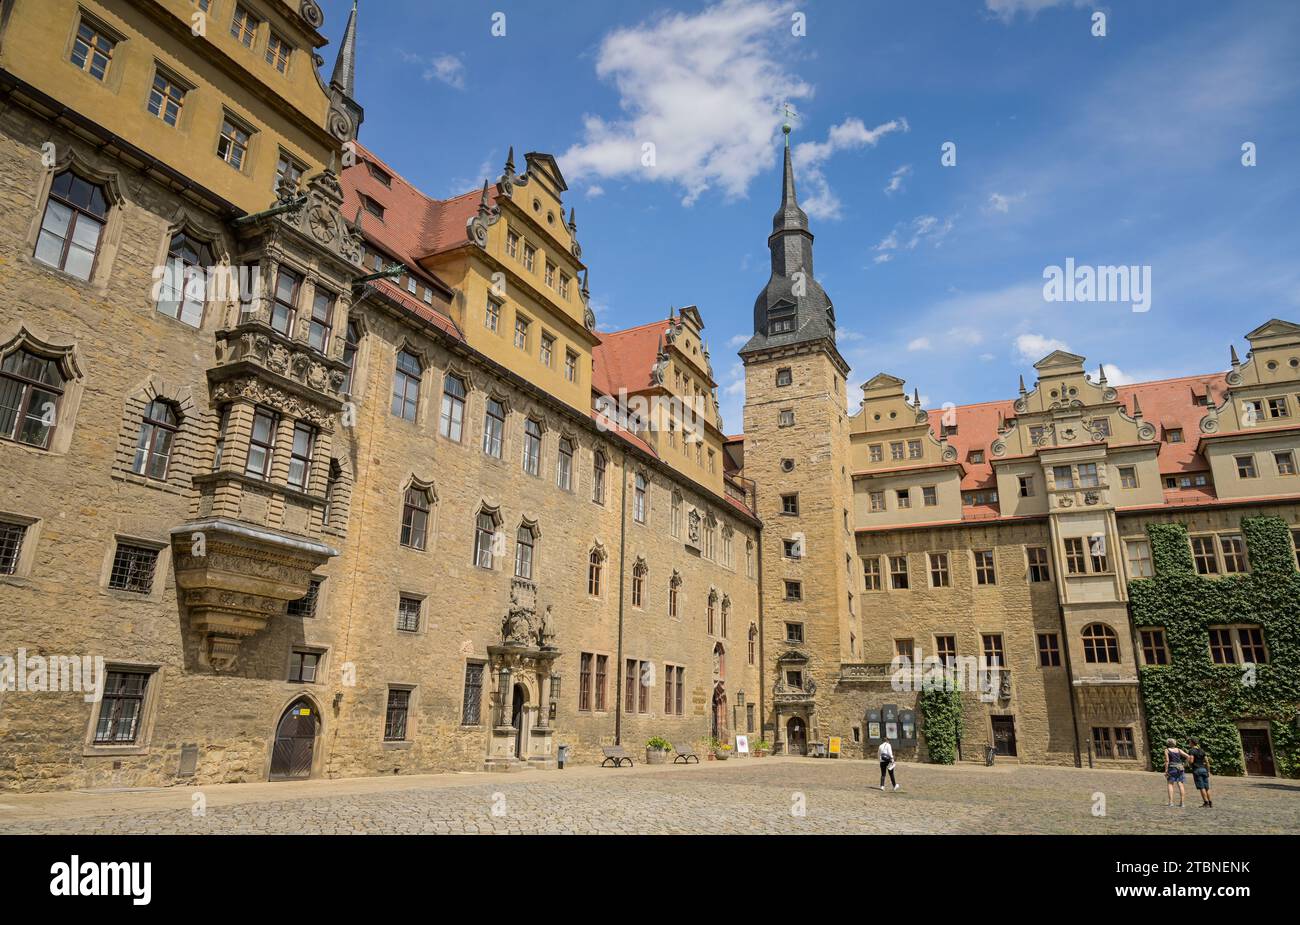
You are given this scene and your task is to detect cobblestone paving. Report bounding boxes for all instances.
[1,758,1296,834]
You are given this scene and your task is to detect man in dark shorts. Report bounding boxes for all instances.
[1187,737,1213,808]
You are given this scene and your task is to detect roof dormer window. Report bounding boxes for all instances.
[366,162,392,187]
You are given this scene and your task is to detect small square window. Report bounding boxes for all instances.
[783,580,802,601]
[776,368,792,387]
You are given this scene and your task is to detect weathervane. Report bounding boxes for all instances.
[781,101,799,145]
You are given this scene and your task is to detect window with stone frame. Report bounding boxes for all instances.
[1081,623,1121,664]
[514,523,536,580]
[35,169,109,281]
[1,347,67,451]
[131,399,179,481]
[929,552,950,588]
[888,555,908,590]
[156,232,212,326]
[287,577,322,618]
[71,16,118,80]
[863,556,882,591]
[522,418,542,475]
[384,688,410,741]
[1064,537,1087,575]
[1037,632,1061,667]
[1139,628,1169,665]
[400,486,432,550]
[439,374,466,441]
[396,596,422,633]
[578,652,593,712]
[391,350,422,422]
[245,407,277,479]
[935,635,957,666]
[1190,535,1220,575]
[461,662,485,725]
[974,549,996,585]
[631,559,646,608]
[288,649,320,683]
[592,450,607,504]
[556,437,574,490]
[108,541,159,594]
[482,397,505,458]
[1026,546,1051,582]
[587,547,604,596]
[286,421,315,491]
[1125,538,1153,578]
[0,520,28,576]
[474,509,498,569]
[93,669,151,744]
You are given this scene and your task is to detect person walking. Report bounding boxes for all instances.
[1164,737,1192,807]
[1187,737,1213,808]
[878,738,898,791]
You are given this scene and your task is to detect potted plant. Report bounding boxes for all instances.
[706,736,721,760]
[752,739,771,758]
[645,736,672,765]
[713,739,733,760]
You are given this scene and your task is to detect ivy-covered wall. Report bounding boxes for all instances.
[1130,516,1300,777]
[919,685,963,765]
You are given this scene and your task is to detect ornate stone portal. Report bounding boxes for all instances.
[484,580,561,771]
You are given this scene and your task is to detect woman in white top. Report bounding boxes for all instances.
[879,739,898,791]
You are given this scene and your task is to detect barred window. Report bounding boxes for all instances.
[287,578,322,617]
[108,543,159,594]
[0,521,27,575]
[396,596,421,633]
[93,670,150,744]
[461,663,484,725]
[384,688,410,741]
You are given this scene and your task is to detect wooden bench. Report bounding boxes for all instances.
[673,743,700,764]
[601,746,633,767]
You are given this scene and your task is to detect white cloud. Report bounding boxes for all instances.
[872,253,893,265]
[1101,363,1134,385]
[985,0,1089,22]
[726,333,749,348]
[1014,333,1070,364]
[907,337,932,352]
[793,117,910,220]
[946,326,985,346]
[985,191,1025,214]
[559,0,812,206]
[584,184,605,198]
[884,164,912,195]
[872,214,955,259]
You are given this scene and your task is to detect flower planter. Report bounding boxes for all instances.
[714,750,730,761]
[646,748,668,765]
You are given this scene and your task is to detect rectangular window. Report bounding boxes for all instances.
[270,267,299,335]
[1238,626,1267,663]
[929,552,950,588]
[558,273,571,299]
[1064,537,1087,575]
[1118,466,1138,489]
[384,688,410,741]
[1267,396,1289,419]
[286,422,314,490]
[785,622,804,643]
[889,555,908,590]
[908,440,922,459]
[287,578,322,618]
[869,444,882,462]
[578,652,593,712]
[288,649,320,683]
[482,398,505,458]
[1276,451,1297,476]
[863,557,881,591]
[595,654,608,711]
[1078,463,1099,488]
[540,332,555,367]
[1114,728,1136,759]
[896,488,911,509]
[776,368,793,387]
[522,242,536,272]
[781,494,799,515]
[889,442,905,461]
[1125,539,1153,578]
[1208,627,1235,664]
[71,18,117,80]
[783,538,802,558]
[565,350,578,383]
[869,491,885,513]
[522,419,541,476]
[396,595,421,633]
[0,521,28,575]
[1090,534,1108,573]
[246,407,277,479]
[1091,726,1114,759]
[93,670,150,744]
[217,116,251,170]
[1220,534,1248,573]
[1140,628,1169,665]
[514,316,529,350]
[784,580,802,601]
[778,409,795,427]
[147,69,187,126]
[1037,633,1061,667]
[108,542,159,594]
[974,549,996,585]
[544,260,555,289]
[936,635,957,666]
[1053,465,1074,490]
[306,289,334,353]
[231,6,259,47]
[485,298,501,332]
[461,662,484,725]
[982,634,1005,667]
[624,659,636,714]
[1026,546,1051,582]
[1166,428,1184,443]
[265,32,292,72]
[1235,455,1257,478]
[1191,535,1219,575]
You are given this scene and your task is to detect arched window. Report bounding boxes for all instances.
[131,399,178,480]
[721,596,731,637]
[2,348,68,446]
[704,514,717,560]
[514,523,536,580]
[748,625,757,665]
[400,485,432,550]
[592,450,607,504]
[156,232,213,327]
[474,509,499,569]
[439,373,466,441]
[522,418,542,475]
[633,473,647,523]
[391,349,422,421]
[1082,623,1121,664]
[707,590,717,635]
[557,437,574,490]
[35,169,109,280]
[631,558,646,608]
[340,321,361,393]
[668,572,681,618]
[482,397,505,458]
[587,547,604,597]
[722,526,734,567]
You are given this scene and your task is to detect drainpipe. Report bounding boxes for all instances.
[613,452,629,745]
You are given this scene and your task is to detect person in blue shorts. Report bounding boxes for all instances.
[1164,737,1192,808]
[1186,737,1213,808]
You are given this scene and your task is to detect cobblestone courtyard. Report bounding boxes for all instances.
[1,758,1295,835]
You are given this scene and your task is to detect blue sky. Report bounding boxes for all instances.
[322,0,1300,433]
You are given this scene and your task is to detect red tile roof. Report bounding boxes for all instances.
[929,372,1231,490]
[592,319,672,397]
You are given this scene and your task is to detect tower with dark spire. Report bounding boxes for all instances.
[740,120,857,753]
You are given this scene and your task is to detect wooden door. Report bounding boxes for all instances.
[270,700,317,780]
[991,715,1017,757]
[1240,729,1275,776]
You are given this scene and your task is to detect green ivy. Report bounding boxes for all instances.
[919,684,963,765]
[1132,517,1300,778]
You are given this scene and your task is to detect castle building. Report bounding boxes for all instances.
[0,1,1295,791]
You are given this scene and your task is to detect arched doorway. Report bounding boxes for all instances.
[511,683,528,759]
[270,697,319,780]
[711,683,727,742]
[786,716,807,756]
